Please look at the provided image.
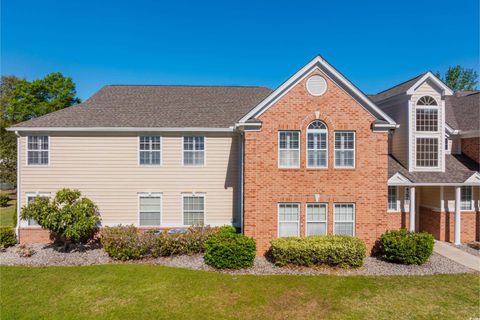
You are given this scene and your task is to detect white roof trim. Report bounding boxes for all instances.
[388,172,412,184]
[7,127,235,133]
[445,124,459,135]
[406,71,454,96]
[464,172,480,184]
[458,130,480,138]
[238,55,396,125]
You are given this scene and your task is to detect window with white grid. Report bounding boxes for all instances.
[334,132,355,168]
[27,136,49,165]
[139,194,161,226]
[279,131,300,168]
[388,186,398,211]
[306,203,327,236]
[416,108,438,132]
[183,136,205,166]
[461,186,472,211]
[334,203,355,236]
[307,121,327,168]
[139,136,161,165]
[416,138,438,167]
[183,195,205,225]
[278,203,299,237]
[26,193,50,226]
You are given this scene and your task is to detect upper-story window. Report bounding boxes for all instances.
[183,136,205,166]
[139,136,161,165]
[334,131,355,168]
[416,96,438,132]
[416,137,439,167]
[279,131,300,168]
[307,120,328,168]
[27,136,49,165]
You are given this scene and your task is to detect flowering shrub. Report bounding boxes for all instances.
[100,225,154,260]
[150,226,218,257]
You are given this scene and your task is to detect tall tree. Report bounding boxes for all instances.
[435,65,478,92]
[0,73,80,186]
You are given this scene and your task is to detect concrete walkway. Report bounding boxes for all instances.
[434,241,480,272]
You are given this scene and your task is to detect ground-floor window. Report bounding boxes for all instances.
[26,192,50,226]
[138,193,162,226]
[461,186,473,211]
[278,203,299,237]
[306,203,327,236]
[388,186,398,211]
[334,203,355,236]
[183,194,205,225]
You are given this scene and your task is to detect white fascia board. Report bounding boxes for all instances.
[7,127,235,133]
[406,72,454,96]
[238,55,397,126]
[445,124,459,135]
[389,182,480,186]
[464,172,480,184]
[388,172,412,184]
[458,130,480,138]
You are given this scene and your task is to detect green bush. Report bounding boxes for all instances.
[151,226,218,257]
[204,229,256,269]
[0,227,17,248]
[100,225,153,260]
[270,235,366,268]
[379,229,434,265]
[21,188,101,249]
[0,193,9,207]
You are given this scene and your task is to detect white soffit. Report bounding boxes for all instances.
[388,172,412,185]
[406,71,454,96]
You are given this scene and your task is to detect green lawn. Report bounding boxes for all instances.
[1,265,478,319]
[0,195,16,227]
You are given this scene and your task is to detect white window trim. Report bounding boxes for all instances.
[26,136,50,166]
[305,203,328,236]
[181,193,207,226]
[182,136,206,167]
[414,136,440,170]
[414,105,439,133]
[460,186,474,212]
[137,192,163,227]
[277,203,300,237]
[278,131,300,169]
[306,124,328,169]
[25,192,51,228]
[333,203,356,236]
[334,131,356,169]
[138,136,162,166]
[388,186,399,212]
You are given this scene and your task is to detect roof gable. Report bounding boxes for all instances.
[238,55,396,126]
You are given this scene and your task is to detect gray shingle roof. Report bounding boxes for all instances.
[11,85,273,128]
[445,91,480,131]
[369,74,425,103]
[389,155,479,183]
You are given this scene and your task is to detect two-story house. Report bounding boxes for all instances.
[8,56,479,254]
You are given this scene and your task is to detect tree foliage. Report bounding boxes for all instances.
[0,73,80,185]
[21,188,101,249]
[435,65,478,92]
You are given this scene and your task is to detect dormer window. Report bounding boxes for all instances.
[415,96,438,132]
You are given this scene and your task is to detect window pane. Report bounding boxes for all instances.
[334,132,354,167]
[183,196,205,225]
[416,138,438,167]
[279,222,298,237]
[140,196,161,212]
[461,186,472,210]
[307,222,326,236]
[416,109,438,132]
[334,222,354,236]
[334,204,354,222]
[27,136,48,165]
[388,186,397,211]
[139,212,160,226]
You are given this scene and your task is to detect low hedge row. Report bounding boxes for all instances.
[379,229,434,265]
[0,227,17,249]
[270,235,366,268]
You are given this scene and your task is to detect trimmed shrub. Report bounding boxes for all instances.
[270,235,366,268]
[0,227,17,248]
[379,229,434,265]
[100,225,153,260]
[204,230,256,269]
[0,193,9,207]
[151,226,218,257]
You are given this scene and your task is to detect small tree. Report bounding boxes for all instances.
[21,188,100,250]
[435,65,478,91]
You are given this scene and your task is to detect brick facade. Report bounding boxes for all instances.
[462,137,480,163]
[18,228,53,244]
[243,69,390,255]
[419,206,479,242]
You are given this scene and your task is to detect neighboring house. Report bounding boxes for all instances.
[8,56,479,254]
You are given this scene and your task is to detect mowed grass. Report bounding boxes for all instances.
[0,192,16,227]
[1,265,479,320]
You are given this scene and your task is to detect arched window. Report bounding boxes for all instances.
[307,120,328,168]
[416,96,438,132]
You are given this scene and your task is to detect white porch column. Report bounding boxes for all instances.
[454,186,461,245]
[409,186,416,232]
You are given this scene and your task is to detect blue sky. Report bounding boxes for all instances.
[2,0,478,100]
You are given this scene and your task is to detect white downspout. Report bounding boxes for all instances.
[15,131,21,239]
[239,132,244,234]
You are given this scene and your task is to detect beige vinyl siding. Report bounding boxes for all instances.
[19,132,240,228]
[443,186,480,212]
[420,186,441,209]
